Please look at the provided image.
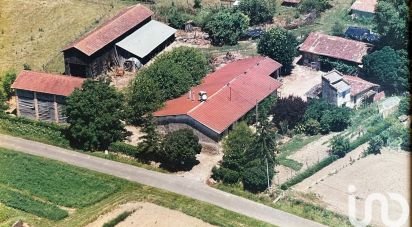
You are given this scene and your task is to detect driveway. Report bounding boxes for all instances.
[0,134,324,227]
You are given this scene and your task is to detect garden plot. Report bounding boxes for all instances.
[87,202,214,227]
[295,148,410,227]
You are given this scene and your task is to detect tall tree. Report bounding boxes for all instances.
[246,120,277,165]
[237,0,275,25]
[271,96,308,131]
[65,80,126,150]
[204,9,249,46]
[375,0,408,50]
[257,28,298,73]
[362,46,409,94]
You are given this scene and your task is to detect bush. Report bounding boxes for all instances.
[298,0,330,14]
[109,142,141,157]
[237,0,275,25]
[397,96,410,116]
[330,135,350,158]
[194,0,202,9]
[0,187,68,220]
[331,21,345,36]
[167,6,190,29]
[366,136,383,155]
[242,164,273,192]
[280,155,338,190]
[160,129,202,171]
[319,57,358,75]
[212,167,240,184]
[1,71,16,98]
[103,211,133,227]
[304,119,320,135]
[204,9,249,45]
[271,96,307,131]
[305,100,351,134]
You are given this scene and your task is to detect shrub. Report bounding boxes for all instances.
[298,0,330,14]
[237,0,275,25]
[167,6,189,29]
[204,9,249,46]
[160,129,202,171]
[1,70,16,98]
[330,135,350,158]
[242,164,273,192]
[319,57,358,75]
[304,119,320,135]
[397,96,410,116]
[366,136,384,155]
[109,142,141,157]
[212,167,240,184]
[271,96,307,130]
[103,211,133,227]
[194,0,202,8]
[280,155,338,190]
[331,21,345,36]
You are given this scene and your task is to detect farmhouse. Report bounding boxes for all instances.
[299,32,371,69]
[63,4,176,78]
[154,57,282,142]
[11,71,85,123]
[307,70,380,108]
[350,0,377,18]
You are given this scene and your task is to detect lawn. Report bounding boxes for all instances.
[0,148,272,227]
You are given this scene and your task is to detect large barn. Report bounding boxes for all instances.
[299,32,371,69]
[11,71,85,123]
[153,57,283,142]
[63,4,176,78]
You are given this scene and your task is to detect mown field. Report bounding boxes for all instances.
[0,148,272,227]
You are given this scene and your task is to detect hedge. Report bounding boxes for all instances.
[103,211,133,227]
[108,141,141,157]
[280,155,339,190]
[0,187,68,220]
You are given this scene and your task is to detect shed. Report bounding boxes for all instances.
[11,71,85,123]
[350,0,377,18]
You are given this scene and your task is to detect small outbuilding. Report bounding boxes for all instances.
[154,57,283,142]
[11,71,85,123]
[350,0,377,18]
[299,32,372,69]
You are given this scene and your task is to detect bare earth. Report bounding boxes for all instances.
[279,63,323,100]
[86,202,215,227]
[296,147,411,227]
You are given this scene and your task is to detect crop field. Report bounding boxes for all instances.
[0,148,271,227]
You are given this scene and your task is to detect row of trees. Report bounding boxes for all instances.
[212,121,277,192]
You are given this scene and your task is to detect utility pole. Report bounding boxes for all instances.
[265,157,270,190]
[255,100,259,123]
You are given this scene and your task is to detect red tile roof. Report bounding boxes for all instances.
[343,75,379,96]
[350,0,377,13]
[63,4,153,56]
[299,32,370,64]
[154,57,282,133]
[11,71,85,96]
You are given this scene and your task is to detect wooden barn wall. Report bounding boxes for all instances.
[56,95,67,123]
[36,93,55,122]
[16,90,36,120]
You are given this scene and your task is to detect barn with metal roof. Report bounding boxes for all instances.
[63,4,175,78]
[154,57,282,142]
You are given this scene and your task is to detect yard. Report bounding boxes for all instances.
[0,147,271,227]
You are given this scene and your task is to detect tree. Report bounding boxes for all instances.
[271,96,308,130]
[1,71,16,98]
[246,120,277,166]
[167,6,188,29]
[242,163,274,192]
[330,135,350,158]
[375,0,408,50]
[257,28,298,73]
[298,0,330,14]
[157,47,209,84]
[237,0,275,25]
[304,118,321,135]
[194,0,202,8]
[366,135,384,155]
[362,46,409,94]
[65,80,126,150]
[126,74,163,125]
[397,96,410,116]
[304,99,331,122]
[160,129,202,171]
[204,9,249,46]
[137,114,161,161]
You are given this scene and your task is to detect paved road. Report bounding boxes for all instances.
[0,134,325,227]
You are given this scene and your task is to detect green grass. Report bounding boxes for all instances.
[215,183,351,227]
[0,148,272,226]
[277,135,321,170]
[201,41,258,58]
[0,186,68,220]
[103,211,132,227]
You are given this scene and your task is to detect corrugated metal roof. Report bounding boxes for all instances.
[323,70,343,83]
[350,0,377,13]
[63,4,153,56]
[154,57,282,133]
[299,32,370,64]
[11,71,85,96]
[332,80,351,92]
[116,20,176,58]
